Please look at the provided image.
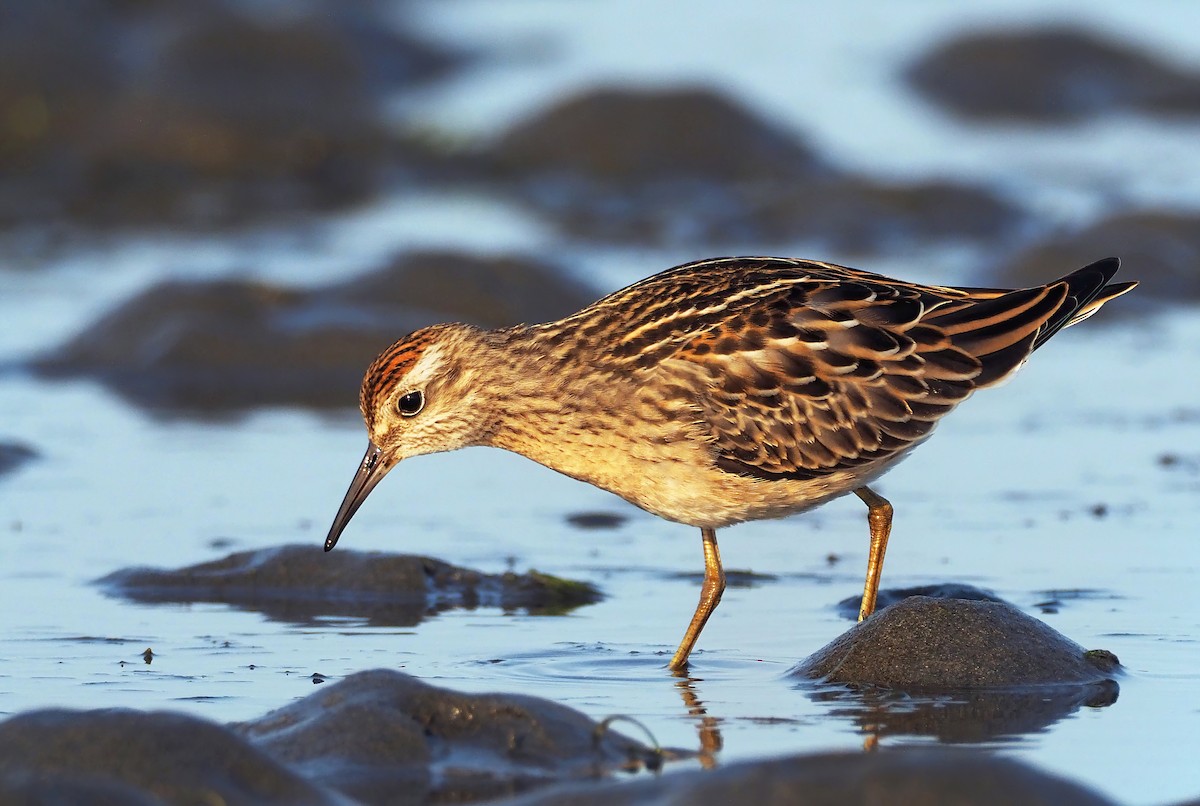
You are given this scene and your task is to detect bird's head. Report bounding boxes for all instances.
[324,323,494,551]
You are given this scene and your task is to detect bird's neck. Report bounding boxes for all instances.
[476,325,636,483]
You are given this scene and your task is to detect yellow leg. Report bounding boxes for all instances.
[668,527,725,672]
[854,486,893,622]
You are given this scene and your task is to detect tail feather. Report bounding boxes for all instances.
[925,257,1136,389]
[1033,257,1135,349]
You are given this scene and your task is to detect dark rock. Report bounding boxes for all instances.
[0,1,465,232]
[98,544,602,626]
[0,770,163,806]
[671,569,779,588]
[907,27,1200,123]
[233,669,671,806]
[0,670,671,806]
[794,596,1120,689]
[565,512,629,530]
[482,86,1027,251]
[489,86,831,186]
[996,211,1200,305]
[0,441,37,478]
[1032,588,1121,615]
[331,251,597,327]
[504,748,1117,806]
[835,582,1007,620]
[752,177,1029,252]
[31,250,597,414]
[0,708,341,805]
[793,597,1120,742]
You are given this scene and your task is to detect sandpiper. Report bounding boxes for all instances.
[324,256,1135,671]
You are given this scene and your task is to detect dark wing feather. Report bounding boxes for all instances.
[628,256,1133,481]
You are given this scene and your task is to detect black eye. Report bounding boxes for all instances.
[397,390,424,417]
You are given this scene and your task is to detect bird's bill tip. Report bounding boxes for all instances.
[324,441,389,552]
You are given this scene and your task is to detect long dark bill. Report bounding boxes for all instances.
[325,442,388,552]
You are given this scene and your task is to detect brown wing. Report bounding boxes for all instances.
[639,257,1128,480]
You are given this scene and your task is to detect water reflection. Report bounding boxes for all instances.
[798,681,1119,745]
[673,674,723,769]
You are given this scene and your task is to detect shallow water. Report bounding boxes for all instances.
[3,2,1200,804]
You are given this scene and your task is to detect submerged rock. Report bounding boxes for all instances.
[907,27,1200,123]
[793,596,1120,741]
[31,250,597,414]
[480,86,1028,251]
[505,747,1118,806]
[234,669,669,805]
[997,210,1200,305]
[99,544,602,626]
[0,441,37,478]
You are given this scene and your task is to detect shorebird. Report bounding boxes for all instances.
[324,256,1135,671]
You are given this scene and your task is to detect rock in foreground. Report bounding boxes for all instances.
[794,596,1120,742]
[235,669,668,805]
[505,747,1118,806]
[99,544,601,626]
[0,669,668,806]
[795,596,1119,689]
[0,708,340,805]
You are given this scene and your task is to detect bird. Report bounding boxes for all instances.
[324,255,1136,672]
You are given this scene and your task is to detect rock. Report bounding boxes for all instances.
[906,27,1200,123]
[482,86,1027,251]
[489,86,831,186]
[0,770,163,806]
[0,670,671,806]
[792,597,1120,742]
[996,211,1200,305]
[794,596,1119,689]
[564,512,629,530]
[31,250,598,414]
[835,582,1007,620]
[504,747,1118,806]
[751,177,1027,252]
[0,708,341,805]
[0,441,36,478]
[331,251,598,327]
[233,669,671,805]
[98,544,602,626]
[0,1,464,232]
